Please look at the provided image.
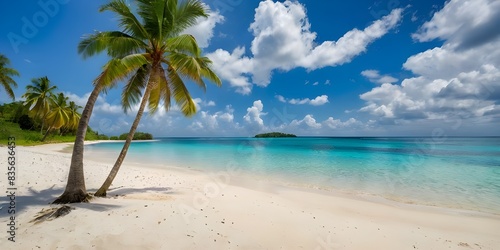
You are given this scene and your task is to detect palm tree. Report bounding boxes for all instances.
[93,0,221,197]
[22,76,57,132]
[42,93,71,141]
[61,101,82,134]
[0,54,19,100]
[54,0,221,203]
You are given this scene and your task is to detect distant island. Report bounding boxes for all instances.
[109,132,154,140]
[255,132,297,138]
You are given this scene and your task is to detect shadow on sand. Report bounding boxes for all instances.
[0,185,121,219]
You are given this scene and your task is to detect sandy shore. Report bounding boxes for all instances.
[1,143,499,249]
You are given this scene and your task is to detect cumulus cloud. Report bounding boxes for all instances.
[309,95,330,106]
[361,70,398,84]
[276,95,329,106]
[360,0,500,131]
[289,115,365,133]
[243,100,267,130]
[323,117,362,130]
[182,8,225,48]
[412,0,500,50]
[208,0,403,93]
[207,47,253,94]
[290,114,322,129]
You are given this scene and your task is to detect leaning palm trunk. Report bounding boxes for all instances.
[53,84,104,203]
[94,84,154,197]
[42,114,59,141]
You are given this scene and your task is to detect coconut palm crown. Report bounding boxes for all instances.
[0,54,19,100]
[54,0,221,203]
[78,0,221,116]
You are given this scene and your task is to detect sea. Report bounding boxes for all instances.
[86,137,500,214]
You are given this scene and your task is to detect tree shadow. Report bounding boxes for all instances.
[88,186,179,197]
[0,185,62,218]
[0,185,122,219]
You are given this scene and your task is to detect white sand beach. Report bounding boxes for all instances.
[1,143,499,249]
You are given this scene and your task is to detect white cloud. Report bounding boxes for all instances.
[275,95,286,103]
[360,0,500,130]
[208,0,403,93]
[412,0,500,49]
[182,8,225,48]
[193,98,217,109]
[188,105,239,133]
[207,47,253,94]
[361,70,398,84]
[277,95,329,106]
[300,8,403,71]
[324,117,362,129]
[290,114,322,129]
[243,100,267,129]
[309,95,330,106]
[288,98,309,105]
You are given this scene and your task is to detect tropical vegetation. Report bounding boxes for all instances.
[255,132,297,138]
[0,101,102,145]
[118,132,153,140]
[0,54,19,100]
[54,0,221,203]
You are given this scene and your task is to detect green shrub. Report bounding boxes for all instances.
[18,115,34,130]
[118,132,153,140]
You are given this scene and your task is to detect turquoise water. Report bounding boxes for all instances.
[87,137,500,214]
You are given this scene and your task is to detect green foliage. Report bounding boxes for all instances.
[18,115,34,130]
[255,132,297,138]
[0,102,102,145]
[84,127,103,140]
[98,134,110,140]
[110,136,119,140]
[80,0,221,118]
[0,101,27,122]
[118,131,153,140]
[0,118,43,145]
[23,76,58,124]
[0,54,20,100]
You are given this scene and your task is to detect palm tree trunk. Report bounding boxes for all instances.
[94,84,153,197]
[42,116,57,141]
[41,127,51,141]
[53,84,104,204]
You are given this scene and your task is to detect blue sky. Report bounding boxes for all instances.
[1,0,499,137]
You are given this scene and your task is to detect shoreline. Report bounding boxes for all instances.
[84,141,500,217]
[1,142,499,249]
[39,141,500,217]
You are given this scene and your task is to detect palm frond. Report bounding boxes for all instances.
[167,53,205,91]
[78,31,147,59]
[22,77,57,119]
[0,78,16,99]
[94,57,144,90]
[197,56,222,87]
[121,53,149,68]
[147,65,168,114]
[99,0,149,40]
[171,0,208,35]
[165,34,201,56]
[167,66,196,116]
[122,65,150,112]
[136,0,164,42]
